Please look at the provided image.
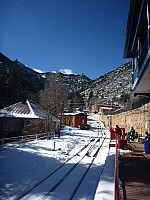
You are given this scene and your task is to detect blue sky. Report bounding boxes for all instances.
[1,0,130,79]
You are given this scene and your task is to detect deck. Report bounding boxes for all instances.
[119,141,150,200]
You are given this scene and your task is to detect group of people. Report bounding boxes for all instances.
[115,125,150,142]
[128,127,150,142]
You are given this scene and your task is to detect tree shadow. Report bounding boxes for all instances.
[0,140,114,200]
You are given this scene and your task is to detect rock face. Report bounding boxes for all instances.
[81,62,132,108]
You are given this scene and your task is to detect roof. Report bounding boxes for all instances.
[124,0,146,58]
[64,111,87,116]
[0,100,60,124]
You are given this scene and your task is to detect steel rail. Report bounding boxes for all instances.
[42,137,105,200]
[18,137,97,200]
[69,137,106,200]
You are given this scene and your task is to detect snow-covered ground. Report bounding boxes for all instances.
[0,116,115,200]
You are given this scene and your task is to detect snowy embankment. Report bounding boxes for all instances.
[0,116,116,200]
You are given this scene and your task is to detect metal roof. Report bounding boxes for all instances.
[0,100,60,123]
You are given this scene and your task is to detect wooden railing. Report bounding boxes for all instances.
[0,133,48,146]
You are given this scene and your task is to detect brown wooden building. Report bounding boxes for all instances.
[91,104,114,114]
[63,112,87,128]
[0,100,60,138]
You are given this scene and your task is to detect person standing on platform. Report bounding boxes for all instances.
[129,127,135,141]
[115,125,122,139]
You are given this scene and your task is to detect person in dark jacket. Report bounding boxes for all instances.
[115,125,122,139]
[145,131,150,140]
[129,127,135,141]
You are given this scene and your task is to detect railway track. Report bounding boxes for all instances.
[18,136,107,200]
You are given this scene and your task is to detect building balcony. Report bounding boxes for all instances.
[132,42,150,96]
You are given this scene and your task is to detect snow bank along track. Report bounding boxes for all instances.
[17,136,107,200]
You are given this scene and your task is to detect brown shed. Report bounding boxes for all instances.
[0,100,60,138]
[63,112,87,128]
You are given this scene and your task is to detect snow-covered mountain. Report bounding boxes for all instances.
[0,52,133,109]
[45,72,93,93]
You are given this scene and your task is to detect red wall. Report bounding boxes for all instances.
[64,113,87,128]
[75,114,87,127]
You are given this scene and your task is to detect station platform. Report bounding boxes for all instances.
[119,141,150,199]
[94,146,116,200]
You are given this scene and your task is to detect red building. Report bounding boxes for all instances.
[63,112,87,128]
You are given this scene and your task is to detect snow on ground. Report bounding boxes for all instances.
[0,116,113,200]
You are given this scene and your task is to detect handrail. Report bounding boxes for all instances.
[114,134,119,200]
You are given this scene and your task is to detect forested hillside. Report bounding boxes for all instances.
[1,52,148,112]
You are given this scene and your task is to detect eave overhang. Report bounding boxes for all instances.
[124,0,147,58]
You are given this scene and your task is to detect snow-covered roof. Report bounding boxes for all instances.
[0,100,60,124]
[100,106,113,110]
[63,111,87,116]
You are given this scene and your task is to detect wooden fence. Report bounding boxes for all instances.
[0,132,48,146]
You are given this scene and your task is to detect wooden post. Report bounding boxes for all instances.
[115,140,119,200]
[147,2,150,48]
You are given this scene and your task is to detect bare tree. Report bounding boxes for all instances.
[39,73,68,117]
